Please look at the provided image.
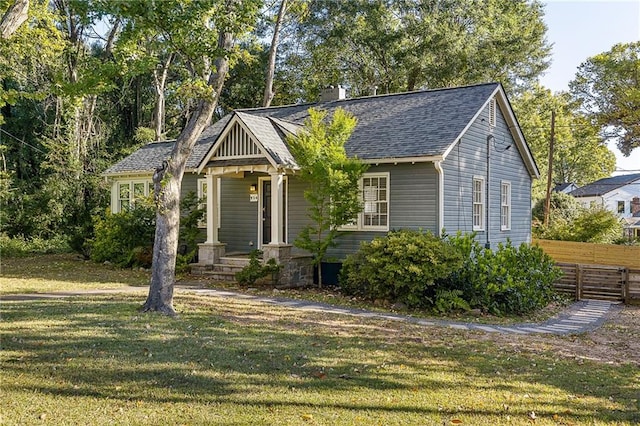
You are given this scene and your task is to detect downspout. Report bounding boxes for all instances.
[486,135,494,249]
[434,161,444,236]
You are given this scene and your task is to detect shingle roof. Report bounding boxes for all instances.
[103,115,232,175]
[570,173,640,197]
[241,82,499,160]
[105,83,502,175]
[553,182,574,192]
[235,112,299,167]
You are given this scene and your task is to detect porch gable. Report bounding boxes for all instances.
[197,112,300,174]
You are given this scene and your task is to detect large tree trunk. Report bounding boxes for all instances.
[142,31,233,316]
[0,0,29,39]
[262,0,287,108]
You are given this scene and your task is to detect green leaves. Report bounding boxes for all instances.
[570,41,640,156]
[512,85,616,201]
[340,230,464,308]
[288,108,367,280]
[278,0,550,99]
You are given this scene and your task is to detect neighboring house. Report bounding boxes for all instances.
[104,82,540,284]
[553,182,578,194]
[569,173,640,239]
[569,173,640,215]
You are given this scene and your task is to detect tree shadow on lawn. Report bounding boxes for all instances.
[1,296,638,424]
[0,254,150,288]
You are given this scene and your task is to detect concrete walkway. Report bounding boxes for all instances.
[183,288,620,335]
[3,285,620,335]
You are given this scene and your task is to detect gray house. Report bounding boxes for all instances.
[104,82,539,284]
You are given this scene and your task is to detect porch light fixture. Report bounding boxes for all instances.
[250,184,257,193]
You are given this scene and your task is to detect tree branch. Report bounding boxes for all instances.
[0,0,29,39]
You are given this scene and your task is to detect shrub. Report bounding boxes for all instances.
[0,234,70,257]
[533,193,623,244]
[441,233,562,315]
[90,200,156,268]
[89,191,205,271]
[177,192,205,273]
[340,230,463,308]
[235,250,281,286]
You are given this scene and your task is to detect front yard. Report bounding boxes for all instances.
[1,255,639,425]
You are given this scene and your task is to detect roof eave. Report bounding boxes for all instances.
[102,168,198,178]
[361,155,443,165]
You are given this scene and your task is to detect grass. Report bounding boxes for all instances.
[205,281,570,326]
[1,255,639,425]
[0,254,149,294]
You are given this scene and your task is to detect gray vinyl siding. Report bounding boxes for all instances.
[216,164,438,260]
[219,175,260,253]
[181,173,199,198]
[287,176,312,255]
[326,163,438,260]
[442,100,532,246]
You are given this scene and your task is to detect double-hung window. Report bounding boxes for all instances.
[362,174,389,230]
[197,179,208,228]
[116,180,151,212]
[472,177,485,231]
[342,173,390,231]
[501,181,511,231]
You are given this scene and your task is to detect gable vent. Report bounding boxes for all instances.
[215,122,262,159]
[489,98,497,128]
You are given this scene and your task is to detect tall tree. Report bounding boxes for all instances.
[107,0,260,315]
[288,108,368,287]
[512,85,615,201]
[262,0,287,107]
[276,0,550,101]
[570,42,640,157]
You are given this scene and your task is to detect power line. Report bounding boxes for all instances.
[0,128,47,155]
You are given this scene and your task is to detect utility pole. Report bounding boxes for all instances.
[543,110,556,227]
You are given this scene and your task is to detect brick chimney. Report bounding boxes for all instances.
[320,85,346,102]
[632,197,640,217]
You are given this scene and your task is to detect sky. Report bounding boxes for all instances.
[539,0,640,176]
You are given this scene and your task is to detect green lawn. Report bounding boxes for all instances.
[1,255,639,425]
[0,254,149,294]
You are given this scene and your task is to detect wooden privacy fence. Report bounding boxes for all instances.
[553,263,640,304]
[533,239,640,304]
[532,239,640,269]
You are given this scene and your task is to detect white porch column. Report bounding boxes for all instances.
[270,171,284,244]
[206,173,219,244]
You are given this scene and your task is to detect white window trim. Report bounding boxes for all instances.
[472,176,485,231]
[341,172,390,232]
[501,180,511,231]
[197,177,221,229]
[114,179,152,213]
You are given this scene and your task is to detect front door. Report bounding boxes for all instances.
[261,179,287,246]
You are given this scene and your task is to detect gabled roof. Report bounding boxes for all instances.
[570,173,640,197]
[553,182,577,193]
[104,82,538,178]
[243,82,499,160]
[197,112,300,172]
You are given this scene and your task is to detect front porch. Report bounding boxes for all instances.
[189,111,312,286]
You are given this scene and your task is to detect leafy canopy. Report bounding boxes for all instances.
[512,85,615,201]
[570,42,640,157]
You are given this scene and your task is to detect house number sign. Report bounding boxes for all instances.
[250,194,258,202]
